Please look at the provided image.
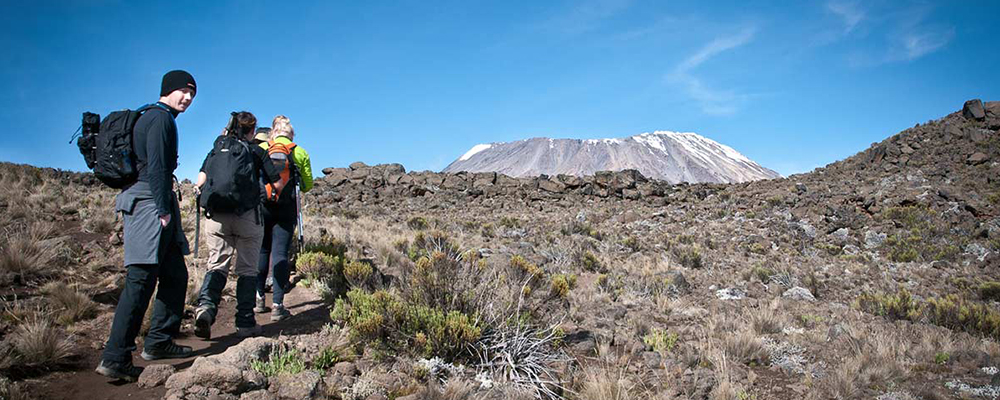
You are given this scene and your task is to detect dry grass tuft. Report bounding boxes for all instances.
[0,376,31,400]
[722,329,767,365]
[42,281,98,325]
[746,301,783,335]
[6,316,75,370]
[0,221,65,285]
[576,345,649,400]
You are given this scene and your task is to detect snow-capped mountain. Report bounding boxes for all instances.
[442,131,781,184]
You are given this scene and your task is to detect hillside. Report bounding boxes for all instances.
[442,131,781,184]
[1,99,999,400]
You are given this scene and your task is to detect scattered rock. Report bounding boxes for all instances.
[241,390,278,400]
[138,364,176,388]
[272,370,323,400]
[715,288,745,301]
[666,271,691,295]
[864,230,886,249]
[349,161,368,170]
[963,99,986,121]
[968,152,989,165]
[782,287,816,302]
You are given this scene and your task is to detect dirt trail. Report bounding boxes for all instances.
[30,284,328,400]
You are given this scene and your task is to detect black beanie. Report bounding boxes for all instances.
[160,70,197,97]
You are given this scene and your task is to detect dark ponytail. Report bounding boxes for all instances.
[227,111,257,138]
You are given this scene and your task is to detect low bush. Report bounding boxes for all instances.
[857,289,1000,340]
[579,251,602,273]
[549,274,577,298]
[673,246,703,269]
[296,251,343,283]
[251,345,305,377]
[643,328,679,353]
[407,216,429,230]
[311,346,344,371]
[331,289,481,359]
[925,295,1000,340]
[979,281,1000,302]
[855,289,921,321]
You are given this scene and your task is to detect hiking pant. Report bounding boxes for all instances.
[258,203,296,306]
[197,209,263,328]
[101,242,188,364]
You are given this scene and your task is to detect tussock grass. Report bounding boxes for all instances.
[0,376,31,400]
[0,221,65,285]
[722,329,767,366]
[4,316,75,370]
[746,302,783,335]
[42,281,98,325]
[576,343,649,400]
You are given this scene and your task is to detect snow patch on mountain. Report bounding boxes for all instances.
[459,144,492,161]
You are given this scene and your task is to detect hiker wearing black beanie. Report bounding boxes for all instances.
[161,69,197,97]
[96,70,197,382]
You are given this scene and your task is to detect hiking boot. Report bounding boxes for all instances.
[95,359,143,382]
[254,296,270,313]
[194,306,213,340]
[270,305,291,322]
[236,324,263,338]
[141,342,193,361]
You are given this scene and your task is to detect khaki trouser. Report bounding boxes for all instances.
[205,209,263,277]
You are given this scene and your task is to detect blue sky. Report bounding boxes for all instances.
[1,0,997,180]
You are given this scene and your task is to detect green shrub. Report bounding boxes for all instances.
[643,328,679,353]
[297,251,341,280]
[980,281,1000,302]
[934,352,950,365]
[407,216,429,230]
[311,346,343,371]
[925,295,1000,340]
[251,345,305,377]
[303,239,347,258]
[750,265,774,283]
[344,259,374,287]
[331,289,481,359]
[855,289,921,321]
[674,246,703,269]
[550,274,577,298]
[499,217,521,229]
[580,251,602,272]
[510,255,543,281]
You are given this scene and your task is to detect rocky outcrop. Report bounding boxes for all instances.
[313,162,677,207]
[163,338,327,400]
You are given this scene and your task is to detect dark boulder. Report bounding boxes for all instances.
[963,99,986,121]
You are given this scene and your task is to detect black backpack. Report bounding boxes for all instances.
[75,104,163,188]
[199,133,259,214]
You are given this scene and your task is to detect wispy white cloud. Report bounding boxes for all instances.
[543,0,632,36]
[842,5,954,67]
[897,26,954,61]
[826,0,864,34]
[667,28,756,116]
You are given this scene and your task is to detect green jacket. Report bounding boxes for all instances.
[260,136,313,193]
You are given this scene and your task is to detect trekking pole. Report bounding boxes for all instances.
[295,184,304,247]
[194,193,201,258]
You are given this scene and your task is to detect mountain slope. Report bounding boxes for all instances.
[442,131,781,184]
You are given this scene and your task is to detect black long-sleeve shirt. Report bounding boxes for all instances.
[133,102,180,216]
